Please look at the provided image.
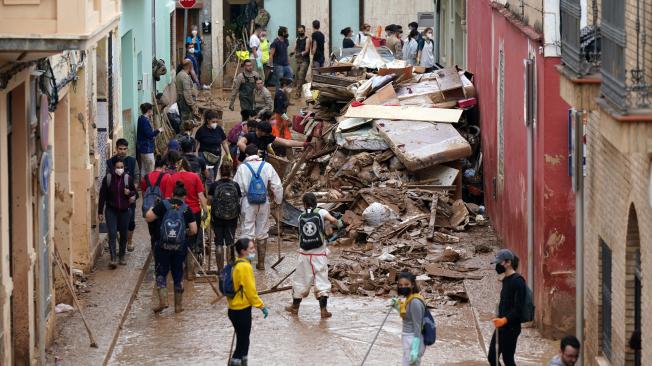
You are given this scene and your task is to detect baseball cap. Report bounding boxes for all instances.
[167,139,181,152]
[491,249,515,264]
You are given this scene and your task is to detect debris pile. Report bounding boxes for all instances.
[280,45,487,305]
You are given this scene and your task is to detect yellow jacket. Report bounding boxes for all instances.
[227,259,265,310]
[261,38,270,64]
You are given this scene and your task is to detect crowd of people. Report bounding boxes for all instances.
[94,20,601,366]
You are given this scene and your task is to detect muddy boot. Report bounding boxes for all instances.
[319,296,332,318]
[153,288,168,313]
[119,256,127,265]
[229,358,242,366]
[256,239,267,270]
[174,289,184,313]
[285,298,301,315]
[127,230,135,252]
[215,246,225,275]
[109,256,117,269]
[241,356,248,366]
[185,254,196,281]
[226,245,235,263]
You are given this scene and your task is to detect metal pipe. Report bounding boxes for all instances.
[573,110,584,366]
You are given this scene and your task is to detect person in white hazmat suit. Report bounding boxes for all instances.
[285,192,345,318]
[234,144,283,270]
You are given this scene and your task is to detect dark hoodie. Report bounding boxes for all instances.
[98,172,137,214]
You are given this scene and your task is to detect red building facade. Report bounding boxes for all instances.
[466,1,576,337]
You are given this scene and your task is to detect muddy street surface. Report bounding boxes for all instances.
[106,229,555,366]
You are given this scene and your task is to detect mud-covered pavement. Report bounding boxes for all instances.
[106,228,555,366]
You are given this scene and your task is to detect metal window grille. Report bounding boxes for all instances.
[560,0,582,74]
[600,0,626,108]
[600,239,613,360]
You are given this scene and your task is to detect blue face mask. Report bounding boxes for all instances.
[247,253,256,261]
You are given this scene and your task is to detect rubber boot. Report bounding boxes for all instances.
[109,256,117,269]
[226,245,235,263]
[185,254,196,281]
[241,356,248,366]
[256,239,267,270]
[319,296,332,318]
[216,246,225,275]
[229,358,242,366]
[174,289,184,313]
[153,288,168,313]
[127,230,135,252]
[119,256,127,265]
[285,298,301,315]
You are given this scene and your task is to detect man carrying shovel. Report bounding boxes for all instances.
[285,192,345,319]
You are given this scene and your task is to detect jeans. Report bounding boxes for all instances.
[128,203,136,231]
[228,307,252,360]
[273,64,293,88]
[487,327,521,366]
[155,244,186,290]
[213,218,237,246]
[105,206,130,260]
[140,153,155,178]
[295,59,309,88]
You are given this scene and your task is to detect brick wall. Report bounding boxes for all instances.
[583,107,651,365]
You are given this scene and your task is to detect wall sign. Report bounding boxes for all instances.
[39,152,52,194]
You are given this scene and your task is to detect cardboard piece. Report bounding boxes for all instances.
[344,105,462,123]
[374,120,472,171]
[363,83,399,105]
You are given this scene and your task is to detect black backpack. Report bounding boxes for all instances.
[517,274,535,323]
[298,208,325,250]
[211,181,241,221]
[185,153,202,174]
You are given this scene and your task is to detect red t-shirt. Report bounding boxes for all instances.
[163,171,204,214]
[140,170,170,195]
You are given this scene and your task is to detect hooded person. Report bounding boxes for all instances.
[233,144,283,270]
[285,193,345,318]
[390,271,427,366]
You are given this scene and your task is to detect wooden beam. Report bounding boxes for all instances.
[344,105,463,123]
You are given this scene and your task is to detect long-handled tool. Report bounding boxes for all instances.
[271,206,284,269]
[188,248,223,301]
[360,305,393,366]
[53,248,98,348]
[226,330,236,365]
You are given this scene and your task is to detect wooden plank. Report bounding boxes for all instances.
[424,263,484,280]
[426,194,438,240]
[315,65,354,74]
[344,105,462,123]
[363,82,399,105]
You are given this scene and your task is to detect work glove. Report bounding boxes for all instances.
[201,210,208,222]
[228,102,235,111]
[336,218,345,229]
[492,317,508,328]
[261,307,269,319]
[389,296,400,312]
[409,337,421,363]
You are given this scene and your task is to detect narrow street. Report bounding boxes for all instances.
[50,212,556,366]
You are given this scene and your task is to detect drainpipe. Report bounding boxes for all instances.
[571,109,584,365]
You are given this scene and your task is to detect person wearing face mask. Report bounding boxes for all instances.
[194,109,230,179]
[341,27,356,49]
[106,139,139,252]
[98,158,137,268]
[488,249,527,366]
[186,25,204,79]
[417,27,436,69]
[145,180,197,313]
[285,193,344,319]
[391,271,427,365]
[229,59,260,112]
[356,23,371,47]
[408,22,423,44]
[185,43,200,86]
[385,24,403,60]
[259,29,271,80]
[269,26,293,90]
[271,78,293,156]
[176,59,197,122]
[291,25,311,97]
[249,25,264,75]
[226,238,268,366]
[136,103,164,177]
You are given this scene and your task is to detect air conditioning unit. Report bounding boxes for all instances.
[417,12,435,28]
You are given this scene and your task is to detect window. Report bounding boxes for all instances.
[599,0,626,108]
[560,0,582,74]
[626,206,641,366]
[600,239,612,360]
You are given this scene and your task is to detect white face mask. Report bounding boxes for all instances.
[210,123,218,129]
[115,168,124,176]
[191,30,198,36]
[188,48,195,54]
[426,33,433,39]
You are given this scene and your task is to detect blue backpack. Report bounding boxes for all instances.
[141,173,165,217]
[410,298,437,346]
[220,260,244,298]
[159,200,188,251]
[244,162,267,204]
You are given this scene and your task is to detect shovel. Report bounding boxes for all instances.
[271,206,284,269]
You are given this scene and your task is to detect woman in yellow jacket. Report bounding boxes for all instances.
[227,238,269,366]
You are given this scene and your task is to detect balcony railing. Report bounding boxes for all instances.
[560,0,600,76]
